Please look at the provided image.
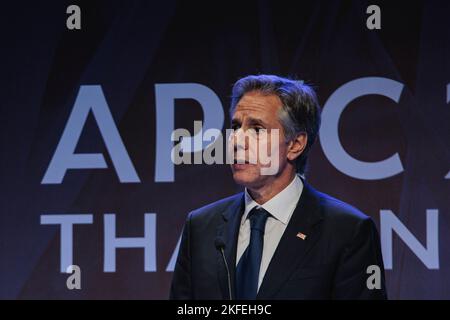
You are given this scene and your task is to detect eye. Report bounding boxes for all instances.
[231,123,240,130]
[254,126,266,134]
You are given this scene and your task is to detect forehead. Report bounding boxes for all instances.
[232,91,282,119]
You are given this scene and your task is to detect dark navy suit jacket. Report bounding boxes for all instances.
[170,181,387,299]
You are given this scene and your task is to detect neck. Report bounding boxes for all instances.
[248,169,296,205]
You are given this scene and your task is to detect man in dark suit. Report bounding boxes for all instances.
[170,75,387,300]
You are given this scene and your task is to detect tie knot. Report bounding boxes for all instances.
[248,207,270,232]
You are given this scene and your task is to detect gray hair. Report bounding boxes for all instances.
[230,74,321,177]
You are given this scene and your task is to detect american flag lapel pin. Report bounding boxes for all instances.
[296,232,307,240]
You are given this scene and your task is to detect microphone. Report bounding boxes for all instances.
[215,237,233,300]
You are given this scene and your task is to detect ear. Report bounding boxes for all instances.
[287,133,307,161]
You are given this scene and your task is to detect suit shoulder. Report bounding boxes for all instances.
[309,188,378,244]
[189,193,243,221]
[313,189,370,224]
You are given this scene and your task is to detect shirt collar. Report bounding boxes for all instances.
[242,174,303,225]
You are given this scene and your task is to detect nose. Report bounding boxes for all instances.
[233,128,248,151]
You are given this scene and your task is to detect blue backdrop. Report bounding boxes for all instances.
[0,0,449,299]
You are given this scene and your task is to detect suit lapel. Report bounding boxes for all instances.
[256,182,324,299]
[216,193,244,299]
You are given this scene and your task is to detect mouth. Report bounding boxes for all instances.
[231,159,256,170]
[233,159,250,164]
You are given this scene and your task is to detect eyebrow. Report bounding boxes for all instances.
[247,117,268,127]
[231,117,269,128]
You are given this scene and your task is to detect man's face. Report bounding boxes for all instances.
[230,91,290,190]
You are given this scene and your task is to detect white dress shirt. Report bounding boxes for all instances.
[236,174,303,291]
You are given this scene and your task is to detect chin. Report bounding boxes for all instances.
[231,167,263,189]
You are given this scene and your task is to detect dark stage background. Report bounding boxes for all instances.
[1,0,449,299]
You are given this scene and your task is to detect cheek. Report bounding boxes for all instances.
[257,133,274,154]
[264,133,286,158]
[246,135,258,156]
